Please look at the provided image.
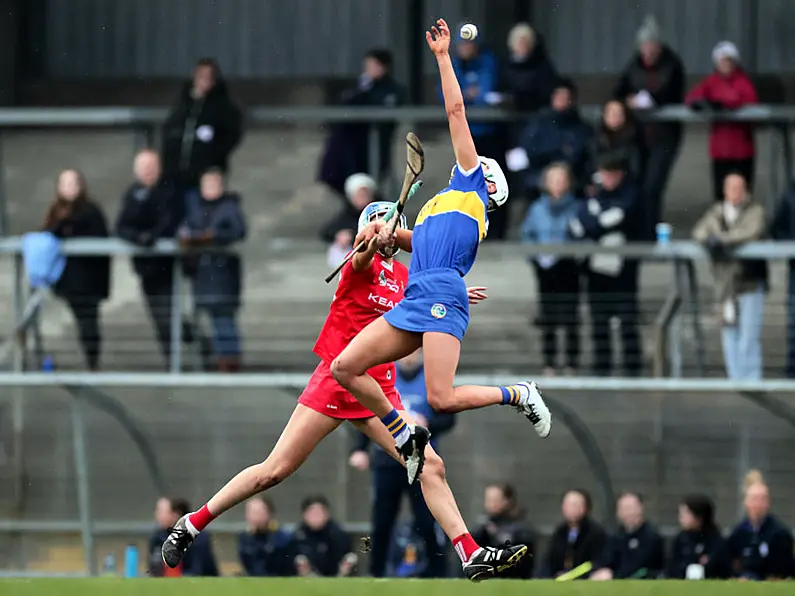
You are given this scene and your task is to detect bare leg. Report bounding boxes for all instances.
[332,317,422,418]
[205,405,341,517]
[351,414,467,541]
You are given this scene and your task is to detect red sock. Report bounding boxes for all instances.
[187,504,216,533]
[452,533,480,563]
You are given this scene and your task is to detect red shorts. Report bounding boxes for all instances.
[298,359,403,419]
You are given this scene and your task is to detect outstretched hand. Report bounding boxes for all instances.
[426,18,451,55]
[467,286,488,305]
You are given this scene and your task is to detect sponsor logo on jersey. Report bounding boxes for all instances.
[378,270,401,294]
[368,293,398,311]
[430,303,447,319]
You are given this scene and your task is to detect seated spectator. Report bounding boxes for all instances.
[770,184,795,377]
[516,79,592,199]
[522,163,581,376]
[472,483,534,578]
[570,156,642,376]
[543,489,607,579]
[290,496,355,577]
[588,100,647,191]
[502,23,558,115]
[238,497,293,577]
[614,15,685,238]
[116,150,184,367]
[148,497,218,577]
[667,494,730,579]
[42,169,110,371]
[687,42,758,202]
[592,492,664,580]
[693,172,766,380]
[728,470,793,580]
[320,173,376,243]
[326,229,353,269]
[318,49,403,197]
[180,169,247,372]
[161,58,243,193]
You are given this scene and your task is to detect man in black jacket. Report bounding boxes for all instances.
[543,489,607,579]
[116,150,184,366]
[614,16,685,239]
[161,58,243,192]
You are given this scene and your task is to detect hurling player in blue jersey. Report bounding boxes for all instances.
[332,18,551,490]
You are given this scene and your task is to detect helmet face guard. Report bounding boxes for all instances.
[357,201,407,257]
[448,157,510,212]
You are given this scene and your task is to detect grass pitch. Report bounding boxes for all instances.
[0,578,793,596]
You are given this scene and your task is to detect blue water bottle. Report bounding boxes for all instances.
[124,545,139,578]
[42,356,55,372]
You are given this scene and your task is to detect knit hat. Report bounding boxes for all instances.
[344,173,376,200]
[712,41,740,64]
[636,15,661,46]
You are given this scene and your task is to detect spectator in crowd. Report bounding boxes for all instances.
[693,172,767,380]
[290,496,356,577]
[588,100,647,190]
[770,184,795,377]
[180,169,247,373]
[501,23,558,115]
[667,494,730,579]
[522,162,581,376]
[327,229,354,270]
[149,497,218,577]
[161,58,243,193]
[727,470,793,580]
[116,150,184,367]
[614,15,685,238]
[320,173,377,243]
[516,79,592,199]
[592,492,664,580]
[472,483,535,578]
[42,169,110,371]
[542,489,607,579]
[318,49,403,198]
[686,41,758,201]
[349,349,453,578]
[238,497,293,577]
[570,156,642,376]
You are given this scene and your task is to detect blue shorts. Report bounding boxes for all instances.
[384,268,469,341]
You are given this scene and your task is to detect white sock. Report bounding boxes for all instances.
[184,517,200,537]
[394,424,412,448]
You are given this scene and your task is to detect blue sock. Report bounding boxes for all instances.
[381,409,411,446]
[500,386,521,406]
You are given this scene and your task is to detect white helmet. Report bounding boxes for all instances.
[357,201,407,258]
[449,156,509,211]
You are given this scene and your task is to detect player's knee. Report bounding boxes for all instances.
[426,388,455,413]
[330,357,353,387]
[251,461,289,493]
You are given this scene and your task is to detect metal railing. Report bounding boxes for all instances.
[0,104,793,234]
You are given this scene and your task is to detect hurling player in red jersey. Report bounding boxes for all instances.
[162,202,517,581]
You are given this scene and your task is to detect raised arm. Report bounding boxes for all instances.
[427,19,479,172]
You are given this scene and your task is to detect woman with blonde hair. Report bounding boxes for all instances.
[502,22,558,113]
[726,470,793,580]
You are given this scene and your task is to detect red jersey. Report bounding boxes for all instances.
[314,254,408,364]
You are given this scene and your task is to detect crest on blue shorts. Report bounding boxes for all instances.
[430,303,447,319]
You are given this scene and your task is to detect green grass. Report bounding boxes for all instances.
[0,579,793,596]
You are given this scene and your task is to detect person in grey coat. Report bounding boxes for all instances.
[179,168,246,372]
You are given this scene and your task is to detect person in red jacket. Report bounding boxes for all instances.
[686,41,758,201]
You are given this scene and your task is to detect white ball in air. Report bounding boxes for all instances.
[460,24,478,41]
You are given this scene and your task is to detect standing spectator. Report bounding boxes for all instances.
[318,49,403,197]
[471,484,535,578]
[771,183,795,377]
[692,173,767,380]
[180,169,247,372]
[570,156,642,376]
[667,494,731,579]
[727,471,793,580]
[320,173,377,243]
[148,497,218,577]
[522,163,581,376]
[592,492,664,580]
[502,23,558,115]
[116,150,184,367]
[348,349,453,578]
[542,489,607,579]
[238,497,293,577]
[516,79,592,199]
[289,496,356,577]
[161,58,243,193]
[42,169,110,371]
[686,41,758,201]
[614,16,685,238]
[588,100,647,189]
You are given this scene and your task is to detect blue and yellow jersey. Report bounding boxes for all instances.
[410,164,489,277]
